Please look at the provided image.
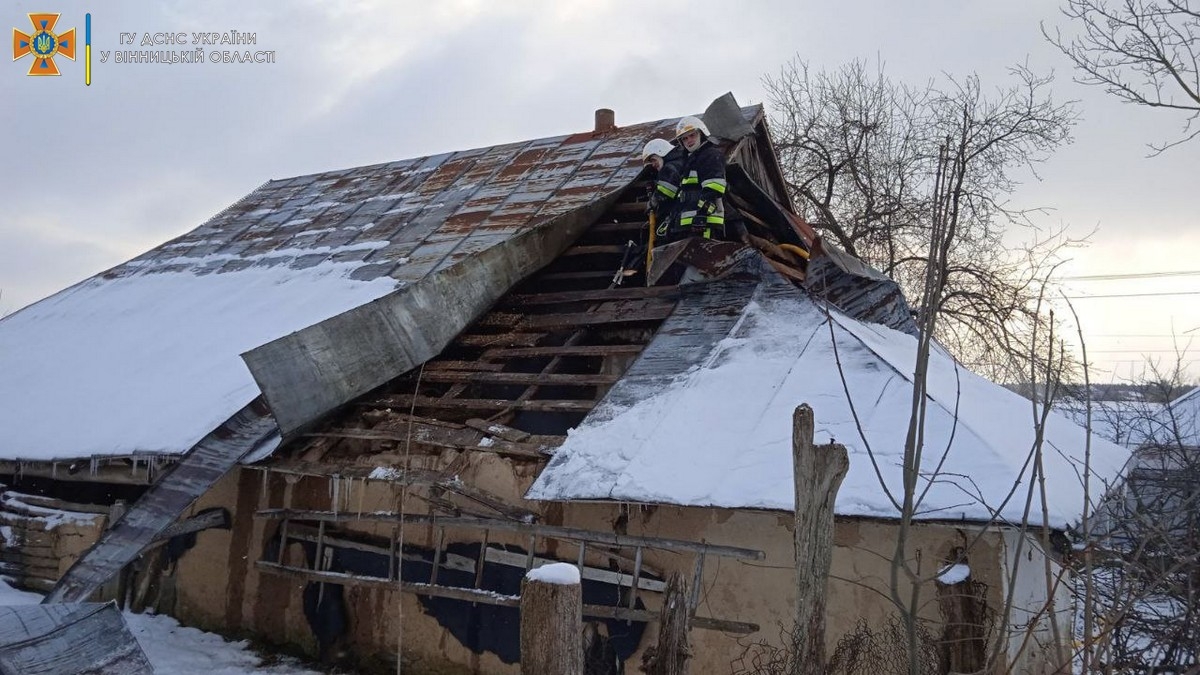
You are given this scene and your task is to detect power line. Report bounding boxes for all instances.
[1063,290,1200,299]
[1083,349,1198,354]
[1085,334,1200,338]
[1061,270,1200,281]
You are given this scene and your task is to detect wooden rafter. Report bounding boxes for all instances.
[374,396,596,413]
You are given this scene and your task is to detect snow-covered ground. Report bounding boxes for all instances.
[0,579,321,674]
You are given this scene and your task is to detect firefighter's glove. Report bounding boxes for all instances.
[695,199,717,216]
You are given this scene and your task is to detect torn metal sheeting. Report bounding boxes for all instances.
[0,602,153,674]
[44,398,279,604]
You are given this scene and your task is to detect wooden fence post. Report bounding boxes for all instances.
[792,404,850,675]
[520,562,583,675]
[642,571,692,675]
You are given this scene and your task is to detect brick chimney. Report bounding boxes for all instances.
[594,108,616,133]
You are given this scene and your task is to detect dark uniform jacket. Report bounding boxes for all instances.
[675,141,727,239]
[650,145,686,232]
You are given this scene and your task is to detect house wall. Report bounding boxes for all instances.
[165,451,1071,674]
[998,528,1076,674]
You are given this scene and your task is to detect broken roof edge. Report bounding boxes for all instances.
[524,493,1076,531]
[241,187,628,441]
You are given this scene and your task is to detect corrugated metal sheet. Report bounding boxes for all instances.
[45,398,279,604]
[118,107,760,287]
[804,243,919,335]
[0,602,153,674]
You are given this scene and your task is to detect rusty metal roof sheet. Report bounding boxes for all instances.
[117,106,763,287]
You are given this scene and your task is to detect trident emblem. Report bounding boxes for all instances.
[13,13,76,76]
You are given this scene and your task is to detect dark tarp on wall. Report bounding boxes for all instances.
[291,538,648,666]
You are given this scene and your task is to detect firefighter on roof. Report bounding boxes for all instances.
[640,138,684,228]
[672,115,726,241]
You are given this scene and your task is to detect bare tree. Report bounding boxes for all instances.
[763,59,1080,383]
[1065,352,1200,673]
[760,58,1110,675]
[1046,0,1200,153]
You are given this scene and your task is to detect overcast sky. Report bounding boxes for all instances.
[3,0,1197,383]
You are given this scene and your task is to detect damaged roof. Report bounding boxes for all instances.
[0,106,765,462]
[528,260,1131,528]
[0,602,153,673]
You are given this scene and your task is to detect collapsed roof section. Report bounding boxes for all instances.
[0,105,765,463]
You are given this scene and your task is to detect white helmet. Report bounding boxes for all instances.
[640,138,674,163]
[673,115,710,141]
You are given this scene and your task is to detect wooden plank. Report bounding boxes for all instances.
[305,427,550,460]
[0,544,54,557]
[253,466,541,521]
[611,201,650,215]
[255,510,765,561]
[589,221,649,233]
[560,245,626,256]
[483,344,645,359]
[522,304,674,330]
[255,461,447,484]
[367,411,466,430]
[464,419,529,443]
[254,561,758,634]
[766,257,807,284]
[734,205,776,233]
[474,312,526,328]
[420,371,618,387]
[423,361,506,372]
[376,395,596,413]
[506,286,680,306]
[538,270,618,282]
[2,493,112,516]
[457,332,546,348]
[442,482,542,522]
[152,508,229,541]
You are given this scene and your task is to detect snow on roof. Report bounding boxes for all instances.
[1,108,771,462]
[0,261,397,461]
[1057,385,1200,451]
[1166,386,1200,447]
[528,273,1131,528]
[1056,398,1165,450]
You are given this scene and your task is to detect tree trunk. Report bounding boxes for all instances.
[520,573,583,675]
[792,404,850,675]
[643,572,692,675]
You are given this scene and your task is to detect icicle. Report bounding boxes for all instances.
[331,476,340,516]
[260,467,269,497]
[357,476,366,517]
[51,463,57,479]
